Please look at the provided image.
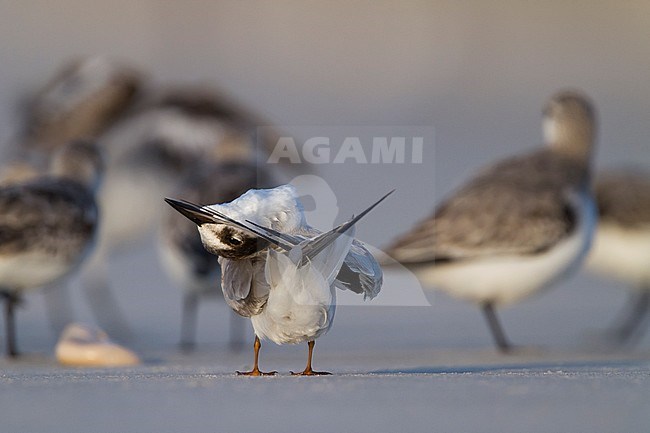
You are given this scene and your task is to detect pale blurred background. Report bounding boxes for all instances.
[0,0,649,352]
[2,1,649,236]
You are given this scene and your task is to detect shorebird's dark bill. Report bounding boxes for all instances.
[164,198,214,225]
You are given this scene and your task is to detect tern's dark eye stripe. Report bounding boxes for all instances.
[219,227,239,246]
[212,226,269,259]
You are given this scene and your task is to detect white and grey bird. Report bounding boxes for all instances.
[385,91,598,352]
[0,140,103,357]
[159,144,273,350]
[585,170,650,343]
[165,185,388,375]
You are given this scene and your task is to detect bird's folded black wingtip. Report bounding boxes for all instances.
[164,197,214,225]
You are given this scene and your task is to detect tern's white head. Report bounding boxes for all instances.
[197,184,306,260]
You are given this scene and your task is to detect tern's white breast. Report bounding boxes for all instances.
[251,252,335,345]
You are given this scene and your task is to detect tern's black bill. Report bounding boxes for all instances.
[164,197,215,225]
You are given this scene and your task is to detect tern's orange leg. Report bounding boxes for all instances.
[291,340,331,376]
[237,336,277,376]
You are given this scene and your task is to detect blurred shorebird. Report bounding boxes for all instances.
[7,56,141,341]
[385,91,598,352]
[11,59,303,342]
[0,140,103,357]
[22,55,141,156]
[98,93,240,254]
[97,85,294,254]
[585,170,650,343]
[0,162,40,186]
[165,185,388,375]
[83,88,259,338]
[159,133,273,350]
[87,86,303,338]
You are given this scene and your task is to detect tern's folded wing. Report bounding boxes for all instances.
[335,240,383,300]
[296,225,383,300]
[220,258,269,317]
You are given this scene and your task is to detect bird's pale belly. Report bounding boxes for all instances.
[0,251,82,291]
[250,297,335,345]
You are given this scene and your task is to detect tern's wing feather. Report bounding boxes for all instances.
[299,190,394,261]
[220,258,251,303]
[200,206,295,251]
[164,198,295,251]
[244,219,304,246]
[220,258,269,317]
[298,227,383,299]
[308,225,355,284]
[244,190,393,268]
[335,240,383,300]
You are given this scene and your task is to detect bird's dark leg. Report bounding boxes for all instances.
[237,335,276,376]
[482,302,512,353]
[180,292,199,352]
[2,291,19,358]
[291,340,331,376]
[612,291,650,343]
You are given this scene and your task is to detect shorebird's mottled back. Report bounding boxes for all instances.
[50,140,104,191]
[594,171,650,228]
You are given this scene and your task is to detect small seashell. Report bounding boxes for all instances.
[55,323,140,367]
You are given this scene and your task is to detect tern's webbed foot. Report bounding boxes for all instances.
[291,368,332,376]
[236,368,277,377]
